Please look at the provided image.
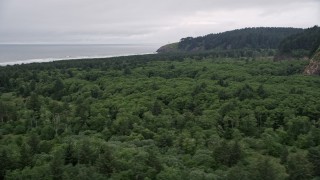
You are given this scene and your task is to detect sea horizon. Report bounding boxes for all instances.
[0,44,161,66]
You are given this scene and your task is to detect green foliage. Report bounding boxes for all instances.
[19,143,33,168]
[307,146,320,176]
[249,156,288,180]
[287,152,313,180]
[0,54,319,179]
[277,26,320,58]
[214,141,243,167]
[177,27,302,51]
[6,165,51,180]
[0,149,12,180]
[50,150,64,180]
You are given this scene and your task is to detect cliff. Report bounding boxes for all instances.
[304,46,320,75]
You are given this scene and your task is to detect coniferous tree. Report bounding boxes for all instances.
[287,153,313,180]
[27,133,40,155]
[152,101,162,116]
[96,148,114,176]
[64,142,77,166]
[307,146,320,177]
[50,151,64,180]
[250,157,287,180]
[0,150,11,180]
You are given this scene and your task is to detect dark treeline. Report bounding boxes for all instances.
[177,27,303,51]
[1,52,320,179]
[158,26,320,62]
[277,26,320,58]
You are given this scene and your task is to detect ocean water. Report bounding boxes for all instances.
[0,44,160,66]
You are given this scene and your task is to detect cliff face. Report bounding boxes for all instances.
[304,47,320,75]
[304,60,320,75]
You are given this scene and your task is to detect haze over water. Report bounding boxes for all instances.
[0,44,160,66]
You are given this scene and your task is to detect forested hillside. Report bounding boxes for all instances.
[276,26,320,59]
[1,54,320,179]
[157,27,303,53]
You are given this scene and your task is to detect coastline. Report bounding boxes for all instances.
[0,52,157,66]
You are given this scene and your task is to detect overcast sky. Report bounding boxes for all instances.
[0,0,319,44]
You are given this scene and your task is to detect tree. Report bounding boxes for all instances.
[229,141,243,166]
[64,142,77,166]
[226,165,249,180]
[152,101,162,116]
[218,90,230,100]
[307,146,320,177]
[52,79,65,100]
[250,156,287,180]
[0,101,14,123]
[50,150,64,180]
[27,133,40,155]
[96,148,114,176]
[239,113,257,136]
[236,84,254,101]
[156,166,185,180]
[62,164,105,180]
[19,143,32,168]
[287,152,313,180]
[26,93,40,112]
[40,125,56,140]
[5,165,51,180]
[78,140,94,165]
[214,141,242,167]
[287,116,311,141]
[257,84,268,98]
[146,149,163,176]
[0,149,12,180]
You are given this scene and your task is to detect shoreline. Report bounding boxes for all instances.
[0,52,157,66]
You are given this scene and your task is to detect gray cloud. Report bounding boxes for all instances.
[0,0,319,44]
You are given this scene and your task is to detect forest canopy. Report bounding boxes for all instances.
[157,26,320,61]
[157,27,303,53]
[277,26,320,58]
[1,53,320,179]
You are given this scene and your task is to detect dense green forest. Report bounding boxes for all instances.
[1,53,320,179]
[276,26,320,59]
[157,27,303,53]
[157,26,320,61]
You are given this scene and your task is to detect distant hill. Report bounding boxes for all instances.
[157,27,303,53]
[276,26,320,59]
[157,43,180,53]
